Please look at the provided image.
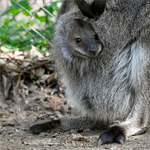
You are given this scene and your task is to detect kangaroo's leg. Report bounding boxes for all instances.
[98,99,149,146]
[98,41,150,145]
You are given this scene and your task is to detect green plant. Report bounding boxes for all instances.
[0,0,62,51]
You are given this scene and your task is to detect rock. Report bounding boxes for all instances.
[72,134,88,142]
[0,126,5,134]
[70,130,77,134]
[2,122,15,127]
[83,129,91,132]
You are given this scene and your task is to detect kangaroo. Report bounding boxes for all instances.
[29,12,103,133]
[30,0,150,146]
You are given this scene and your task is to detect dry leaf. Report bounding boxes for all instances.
[0,59,6,66]
[22,61,30,67]
[7,63,17,70]
[10,72,19,77]
[35,68,45,77]
[47,73,57,84]
[30,45,43,59]
[14,50,23,56]
[39,74,50,83]
[15,55,24,60]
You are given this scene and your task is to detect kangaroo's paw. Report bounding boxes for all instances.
[97,126,126,146]
[131,127,148,136]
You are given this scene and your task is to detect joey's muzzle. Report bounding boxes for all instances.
[86,37,103,57]
[87,43,103,57]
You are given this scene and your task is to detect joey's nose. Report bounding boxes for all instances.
[89,47,97,52]
[88,46,98,55]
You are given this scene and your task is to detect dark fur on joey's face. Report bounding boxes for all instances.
[66,19,102,58]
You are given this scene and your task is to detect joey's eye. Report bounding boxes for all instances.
[76,38,82,43]
[94,34,99,40]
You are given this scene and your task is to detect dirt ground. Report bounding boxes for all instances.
[0,83,150,150]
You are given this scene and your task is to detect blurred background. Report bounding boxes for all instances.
[0,0,62,52]
[0,0,72,117]
[0,0,63,102]
[0,2,80,149]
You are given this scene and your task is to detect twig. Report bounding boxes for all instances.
[16,73,22,88]
[1,59,53,74]
[23,59,53,73]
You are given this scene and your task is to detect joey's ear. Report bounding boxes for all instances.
[75,0,94,18]
[91,0,106,16]
[75,0,106,18]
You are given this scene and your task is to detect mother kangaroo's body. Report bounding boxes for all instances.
[30,0,150,145]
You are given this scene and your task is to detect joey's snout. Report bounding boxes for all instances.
[89,45,97,52]
[86,39,103,57]
[88,46,98,56]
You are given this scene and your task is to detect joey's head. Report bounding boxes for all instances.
[66,19,103,58]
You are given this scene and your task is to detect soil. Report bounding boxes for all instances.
[0,83,150,150]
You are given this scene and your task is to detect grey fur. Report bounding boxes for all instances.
[53,0,150,144]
